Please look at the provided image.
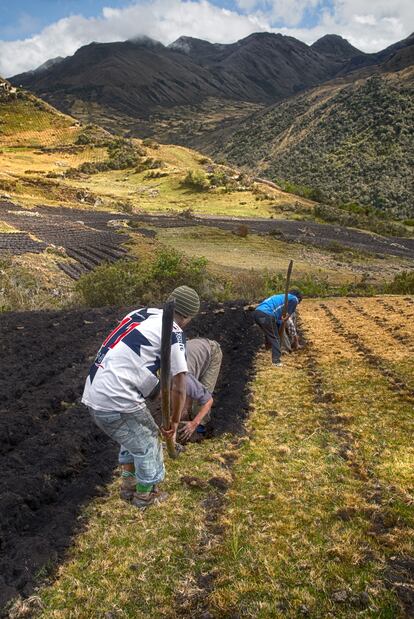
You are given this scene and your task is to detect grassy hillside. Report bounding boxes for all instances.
[1,84,413,315]
[0,83,305,217]
[211,70,414,216]
[0,79,76,146]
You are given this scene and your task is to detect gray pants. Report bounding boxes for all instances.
[253,309,281,363]
[89,406,164,486]
[191,340,223,423]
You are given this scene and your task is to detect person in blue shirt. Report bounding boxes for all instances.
[254,289,303,366]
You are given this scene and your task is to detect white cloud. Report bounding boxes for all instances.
[235,0,412,50]
[0,0,268,76]
[0,0,412,77]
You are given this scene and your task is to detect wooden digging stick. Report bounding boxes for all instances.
[160,299,178,459]
[278,260,294,339]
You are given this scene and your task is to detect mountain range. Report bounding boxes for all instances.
[8,31,414,214]
[8,32,397,131]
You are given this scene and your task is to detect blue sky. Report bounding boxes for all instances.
[0,0,334,40]
[0,0,126,40]
[0,0,411,76]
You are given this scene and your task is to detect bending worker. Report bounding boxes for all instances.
[178,373,214,442]
[82,286,200,510]
[181,337,222,437]
[254,289,303,366]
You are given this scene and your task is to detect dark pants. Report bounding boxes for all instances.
[254,309,281,363]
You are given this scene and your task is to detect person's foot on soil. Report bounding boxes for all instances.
[132,485,169,509]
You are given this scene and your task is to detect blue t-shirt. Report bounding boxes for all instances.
[256,293,298,324]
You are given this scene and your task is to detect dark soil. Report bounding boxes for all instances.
[0,233,46,255]
[0,202,145,280]
[2,203,414,278]
[386,555,414,617]
[0,301,260,611]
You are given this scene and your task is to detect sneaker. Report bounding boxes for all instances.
[120,476,137,502]
[272,361,283,367]
[132,486,169,510]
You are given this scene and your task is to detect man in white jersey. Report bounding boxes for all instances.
[82,286,200,509]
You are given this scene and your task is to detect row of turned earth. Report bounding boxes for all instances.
[0,301,261,610]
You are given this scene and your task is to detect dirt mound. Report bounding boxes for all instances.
[0,302,260,610]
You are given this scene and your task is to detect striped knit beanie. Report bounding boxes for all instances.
[168,286,200,318]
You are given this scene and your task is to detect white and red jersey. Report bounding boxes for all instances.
[82,307,187,413]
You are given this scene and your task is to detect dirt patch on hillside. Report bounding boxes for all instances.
[0,302,261,611]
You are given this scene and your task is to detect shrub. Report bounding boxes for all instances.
[276,179,325,202]
[385,271,414,295]
[107,139,143,169]
[180,207,195,220]
[75,124,111,146]
[181,170,210,191]
[144,170,169,179]
[142,138,160,149]
[135,157,164,173]
[75,248,210,307]
[72,138,145,175]
[75,259,148,307]
[314,204,408,237]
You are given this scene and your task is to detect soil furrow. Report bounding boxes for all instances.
[320,304,414,400]
[300,309,414,616]
[175,446,238,619]
[346,299,414,349]
[0,302,261,610]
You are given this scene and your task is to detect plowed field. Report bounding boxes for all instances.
[0,303,261,610]
[1,297,413,618]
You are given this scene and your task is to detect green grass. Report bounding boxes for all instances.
[0,98,73,140]
[156,226,407,286]
[36,438,231,618]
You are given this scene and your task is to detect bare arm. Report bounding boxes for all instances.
[179,398,213,441]
[169,372,187,431]
[191,398,213,427]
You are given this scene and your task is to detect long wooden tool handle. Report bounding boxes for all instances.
[278,260,294,339]
[160,299,178,459]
